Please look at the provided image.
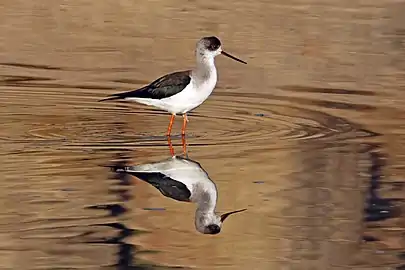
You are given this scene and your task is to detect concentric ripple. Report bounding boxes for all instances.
[1,88,378,153]
[195,91,376,145]
[0,62,378,153]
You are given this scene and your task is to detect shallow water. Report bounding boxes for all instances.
[1,0,405,269]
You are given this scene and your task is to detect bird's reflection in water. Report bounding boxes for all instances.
[113,138,246,235]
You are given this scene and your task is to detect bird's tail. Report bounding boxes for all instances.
[98,86,146,102]
[98,94,124,102]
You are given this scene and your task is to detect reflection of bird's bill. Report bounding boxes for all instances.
[221,51,247,64]
[220,208,247,222]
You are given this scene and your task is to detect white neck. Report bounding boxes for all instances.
[197,53,215,67]
[192,186,219,233]
[194,209,217,233]
[193,53,217,83]
[195,189,217,213]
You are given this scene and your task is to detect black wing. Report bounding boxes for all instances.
[128,171,191,202]
[99,70,191,101]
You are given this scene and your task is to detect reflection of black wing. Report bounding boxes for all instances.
[99,70,191,101]
[129,172,191,202]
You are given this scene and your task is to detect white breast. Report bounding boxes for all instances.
[161,72,217,114]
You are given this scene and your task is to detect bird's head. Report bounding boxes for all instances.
[196,36,247,65]
[196,208,247,235]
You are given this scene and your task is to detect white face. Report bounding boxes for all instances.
[195,214,222,234]
[203,46,222,58]
[196,36,222,60]
[196,45,222,60]
[196,36,247,64]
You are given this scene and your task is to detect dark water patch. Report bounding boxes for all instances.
[364,151,403,223]
[309,99,375,111]
[82,222,160,269]
[84,222,142,244]
[360,147,405,268]
[143,207,167,211]
[105,159,135,201]
[70,45,119,53]
[83,155,189,270]
[279,85,377,96]
[110,78,151,85]
[0,62,63,70]
[0,79,117,90]
[108,189,134,202]
[363,235,380,242]
[0,75,52,84]
[85,204,128,217]
[0,61,138,73]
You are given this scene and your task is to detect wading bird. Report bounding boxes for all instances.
[99,36,246,136]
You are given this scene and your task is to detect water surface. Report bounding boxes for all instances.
[1,1,405,269]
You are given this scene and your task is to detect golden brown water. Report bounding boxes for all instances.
[1,0,405,269]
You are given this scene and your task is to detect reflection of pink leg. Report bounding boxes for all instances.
[181,134,187,156]
[167,136,175,156]
[181,114,188,135]
[166,114,175,137]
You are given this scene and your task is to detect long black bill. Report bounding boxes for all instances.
[220,208,247,222]
[221,51,247,64]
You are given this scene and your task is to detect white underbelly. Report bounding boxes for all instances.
[161,82,215,114]
[125,96,204,114]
